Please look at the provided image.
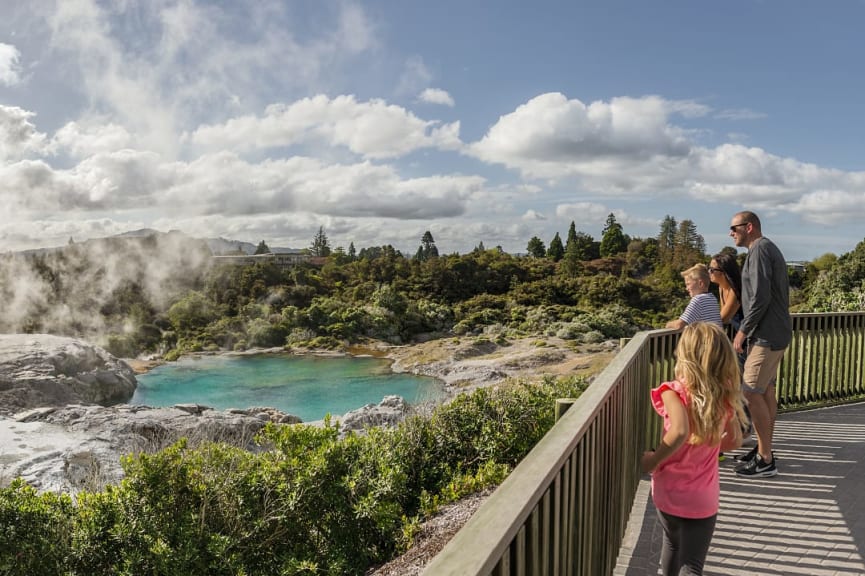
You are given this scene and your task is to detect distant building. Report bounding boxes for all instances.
[212,252,323,269]
[786,261,807,273]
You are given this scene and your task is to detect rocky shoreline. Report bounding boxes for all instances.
[0,333,618,493]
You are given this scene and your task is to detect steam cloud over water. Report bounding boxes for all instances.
[0,231,213,344]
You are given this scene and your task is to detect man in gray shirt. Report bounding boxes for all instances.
[730,211,792,478]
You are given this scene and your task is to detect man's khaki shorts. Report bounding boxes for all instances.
[742,344,786,394]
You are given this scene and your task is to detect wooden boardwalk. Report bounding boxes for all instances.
[616,402,865,575]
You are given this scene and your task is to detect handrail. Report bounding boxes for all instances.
[422,311,865,576]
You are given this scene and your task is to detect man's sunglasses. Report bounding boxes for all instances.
[729,223,749,232]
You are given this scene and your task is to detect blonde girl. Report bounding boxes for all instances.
[641,322,747,575]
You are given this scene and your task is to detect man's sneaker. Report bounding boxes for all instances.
[734,445,758,467]
[735,454,778,478]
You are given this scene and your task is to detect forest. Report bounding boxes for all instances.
[1,213,863,361]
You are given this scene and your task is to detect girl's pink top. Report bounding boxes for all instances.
[650,380,721,519]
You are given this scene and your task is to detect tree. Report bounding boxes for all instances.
[348,242,357,261]
[166,291,221,335]
[254,240,270,255]
[715,246,738,260]
[565,222,578,253]
[672,219,706,269]
[573,231,596,261]
[600,213,628,257]
[803,240,865,311]
[547,232,564,261]
[416,230,439,261]
[526,236,546,258]
[561,241,582,277]
[657,215,677,265]
[310,226,331,257]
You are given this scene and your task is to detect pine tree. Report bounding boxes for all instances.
[657,215,677,265]
[562,239,582,276]
[672,219,705,269]
[348,242,356,261]
[548,232,564,261]
[254,240,270,255]
[310,226,331,256]
[600,213,627,257]
[416,230,439,261]
[565,221,578,253]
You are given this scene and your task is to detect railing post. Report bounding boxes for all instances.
[555,398,577,421]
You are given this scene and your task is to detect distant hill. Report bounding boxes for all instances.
[206,237,258,255]
[115,230,303,255]
[205,237,304,255]
[12,229,303,257]
[114,228,164,238]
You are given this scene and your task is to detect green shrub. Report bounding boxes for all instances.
[0,479,74,575]
[0,375,588,575]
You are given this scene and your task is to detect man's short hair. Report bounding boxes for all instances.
[736,210,762,230]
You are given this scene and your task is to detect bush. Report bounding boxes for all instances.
[575,304,639,339]
[0,480,74,575]
[247,317,287,348]
[0,375,589,575]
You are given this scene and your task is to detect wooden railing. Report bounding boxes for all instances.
[422,312,865,576]
[777,313,865,406]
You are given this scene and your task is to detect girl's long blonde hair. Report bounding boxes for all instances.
[674,322,747,445]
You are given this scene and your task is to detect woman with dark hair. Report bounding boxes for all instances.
[708,252,743,330]
[709,251,752,454]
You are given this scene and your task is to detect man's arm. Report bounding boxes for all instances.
[739,242,772,337]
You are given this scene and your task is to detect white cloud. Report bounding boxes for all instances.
[35,0,380,158]
[0,105,47,160]
[685,144,865,210]
[0,43,22,86]
[160,153,483,218]
[465,93,865,229]
[189,94,462,159]
[418,88,455,107]
[522,209,546,221]
[789,187,865,224]
[1,137,485,221]
[50,120,134,159]
[0,149,169,212]
[555,202,612,222]
[468,93,694,179]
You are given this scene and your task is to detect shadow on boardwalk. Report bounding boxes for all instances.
[616,402,865,575]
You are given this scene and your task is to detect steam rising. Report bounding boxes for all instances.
[0,231,213,344]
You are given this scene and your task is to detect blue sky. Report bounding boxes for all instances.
[1,0,863,261]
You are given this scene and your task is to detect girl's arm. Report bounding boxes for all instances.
[720,412,744,452]
[641,389,689,473]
